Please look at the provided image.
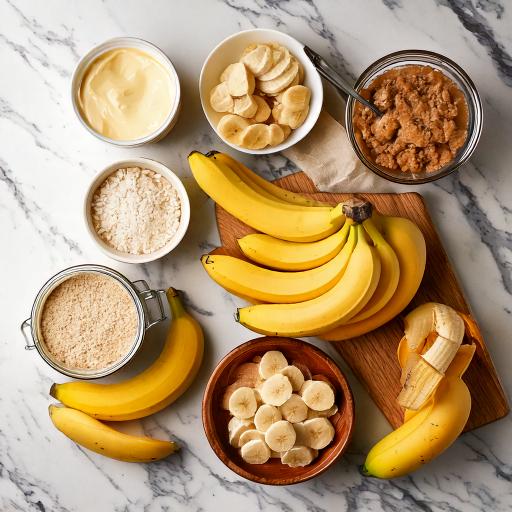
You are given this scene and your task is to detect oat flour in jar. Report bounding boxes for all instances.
[40,273,138,370]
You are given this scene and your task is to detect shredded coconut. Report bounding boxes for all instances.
[40,273,138,370]
[91,167,181,255]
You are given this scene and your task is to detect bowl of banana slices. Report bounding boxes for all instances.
[202,337,354,485]
[199,29,323,154]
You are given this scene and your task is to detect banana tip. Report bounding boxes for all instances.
[49,383,57,398]
[234,309,240,323]
[205,150,220,157]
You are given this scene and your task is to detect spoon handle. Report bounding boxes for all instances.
[303,46,383,117]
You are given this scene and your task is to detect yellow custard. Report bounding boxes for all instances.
[78,48,174,141]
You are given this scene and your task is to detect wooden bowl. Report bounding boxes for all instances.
[202,337,355,485]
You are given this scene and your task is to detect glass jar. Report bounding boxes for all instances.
[21,264,166,379]
[344,50,483,184]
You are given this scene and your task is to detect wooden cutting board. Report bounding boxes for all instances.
[213,172,509,431]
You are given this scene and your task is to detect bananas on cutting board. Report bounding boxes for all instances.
[224,350,336,467]
[210,42,311,149]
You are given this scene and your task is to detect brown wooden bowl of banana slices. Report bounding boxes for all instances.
[199,29,323,154]
[202,337,354,485]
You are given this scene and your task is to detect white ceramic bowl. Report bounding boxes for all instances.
[84,158,190,263]
[72,37,181,147]
[199,29,323,155]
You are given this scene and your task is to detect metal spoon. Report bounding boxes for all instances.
[303,45,384,117]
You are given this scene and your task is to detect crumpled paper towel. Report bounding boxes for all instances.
[282,110,399,193]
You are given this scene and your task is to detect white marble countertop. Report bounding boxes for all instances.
[1,1,511,510]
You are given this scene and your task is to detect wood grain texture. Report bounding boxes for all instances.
[202,337,354,486]
[213,172,509,431]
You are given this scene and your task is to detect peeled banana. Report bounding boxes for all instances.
[50,288,204,421]
[49,405,178,463]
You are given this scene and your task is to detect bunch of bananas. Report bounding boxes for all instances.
[188,152,426,339]
[363,303,475,478]
[49,288,204,462]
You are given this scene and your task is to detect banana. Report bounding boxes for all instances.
[229,386,258,419]
[254,404,282,432]
[259,350,288,379]
[229,417,255,447]
[236,224,381,337]
[258,46,291,81]
[227,62,255,96]
[346,217,400,323]
[281,446,316,467]
[278,105,309,129]
[241,45,273,77]
[49,405,177,462]
[267,123,286,146]
[239,123,270,149]
[238,226,349,271]
[265,420,296,452]
[321,216,426,341]
[302,418,335,449]
[210,152,327,208]
[301,380,335,411]
[201,224,351,304]
[280,394,308,423]
[281,85,311,111]
[210,82,234,113]
[258,58,299,94]
[217,114,251,144]
[279,365,305,392]
[251,95,271,122]
[239,429,266,447]
[292,422,308,445]
[241,439,271,464]
[307,404,338,419]
[233,94,258,118]
[189,152,343,242]
[260,374,293,406]
[50,288,203,421]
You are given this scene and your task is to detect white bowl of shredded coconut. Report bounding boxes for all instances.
[85,158,190,263]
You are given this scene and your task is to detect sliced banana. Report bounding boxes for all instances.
[241,439,271,464]
[259,350,288,379]
[292,422,308,446]
[267,123,285,147]
[303,418,335,450]
[307,404,338,419]
[297,61,304,84]
[267,73,300,97]
[257,58,299,95]
[220,63,238,83]
[279,365,304,392]
[271,104,284,124]
[251,96,271,123]
[233,94,258,118]
[265,420,296,452]
[217,114,250,144]
[301,381,335,411]
[210,82,234,113]
[254,404,282,432]
[279,124,292,139]
[279,106,309,129]
[281,446,316,467]
[280,394,308,423]
[270,450,282,458]
[239,123,271,150]
[241,43,258,57]
[239,429,266,447]
[258,47,291,81]
[227,62,255,96]
[228,417,254,447]
[281,85,311,111]
[241,45,273,77]
[260,374,293,406]
[228,386,258,419]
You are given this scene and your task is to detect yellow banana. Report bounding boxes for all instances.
[238,226,349,271]
[209,151,327,207]
[202,222,350,303]
[50,288,204,421]
[49,405,178,462]
[236,224,381,337]
[363,339,474,479]
[321,216,425,341]
[188,152,344,242]
[346,217,400,323]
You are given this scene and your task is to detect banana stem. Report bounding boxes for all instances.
[342,199,373,224]
[166,288,186,318]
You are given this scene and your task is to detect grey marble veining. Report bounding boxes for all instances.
[1,1,511,511]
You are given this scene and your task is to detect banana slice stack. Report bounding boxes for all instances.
[210,42,311,149]
[225,350,337,467]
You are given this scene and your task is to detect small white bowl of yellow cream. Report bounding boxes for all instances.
[72,37,181,146]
